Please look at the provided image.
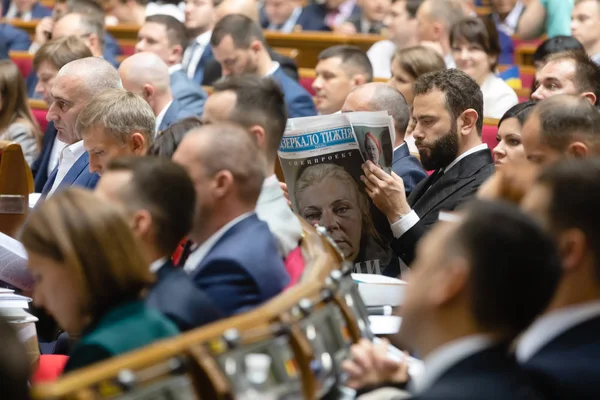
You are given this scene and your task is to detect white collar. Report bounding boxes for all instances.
[183,212,255,274]
[443,143,488,173]
[149,257,168,274]
[263,174,279,187]
[361,16,371,33]
[265,61,281,77]
[393,142,406,152]
[516,300,600,363]
[411,335,495,395]
[155,100,173,136]
[268,6,302,33]
[493,1,524,36]
[61,140,86,162]
[168,64,183,74]
[444,54,456,69]
[194,30,212,47]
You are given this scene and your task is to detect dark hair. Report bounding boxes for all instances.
[392,45,446,81]
[413,68,484,135]
[534,94,600,151]
[213,76,287,164]
[106,157,196,254]
[210,14,265,48]
[537,159,600,281]
[145,14,188,51]
[533,36,584,64]
[450,17,501,71]
[0,318,30,400]
[498,100,536,128]
[404,0,422,18]
[452,200,561,338]
[318,45,374,82]
[149,116,204,158]
[33,35,93,71]
[543,51,600,103]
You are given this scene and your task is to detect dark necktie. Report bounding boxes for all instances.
[41,167,58,197]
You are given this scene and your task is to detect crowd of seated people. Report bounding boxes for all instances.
[2,0,600,398]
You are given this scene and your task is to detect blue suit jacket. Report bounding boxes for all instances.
[1,1,51,18]
[41,151,99,196]
[31,122,58,192]
[295,3,360,31]
[522,315,600,400]
[189,214,289,317]
[189,46,213,85]
[146,260,222,331]
[271,67,317,118]
[170,70,207,116]
[158,99,195,133]
[0,23,31,56]
[392,143,426,198]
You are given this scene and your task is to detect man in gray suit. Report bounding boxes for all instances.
[135,14,207,116]
[202,76,302,259]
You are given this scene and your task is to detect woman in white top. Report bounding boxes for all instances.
[0,60,42,166]
[450,17,518,119]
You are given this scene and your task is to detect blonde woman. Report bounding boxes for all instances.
[21,188,178,373]
[0,60,42,165]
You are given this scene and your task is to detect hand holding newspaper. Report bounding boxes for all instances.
[278,112,401,276]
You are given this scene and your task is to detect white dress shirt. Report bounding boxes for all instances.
[367,40,396,79]
[5,4,32,21]
[480,73,519,119]
[493,1,524,36]
[47,140,86,197]
[149,257,168,274]
[182,31,212,80]
[516,301,600,363]
[267,6,302,33]
[390,144,488,239]
[183,212,255,274]
[168,64,183,74]
[265,61,280,77]
[155,100,172,137]
[444,54,456,69]
[48,137,68,178]
[411,335,495,395]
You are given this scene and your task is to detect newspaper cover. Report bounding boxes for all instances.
[279,111,399,275]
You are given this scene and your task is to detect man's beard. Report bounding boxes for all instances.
[417,123,460,171]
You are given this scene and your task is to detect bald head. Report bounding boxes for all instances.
[342,83,410,144]
[119,52,171,94]
[215,0,259,22]
[58,57,121,96]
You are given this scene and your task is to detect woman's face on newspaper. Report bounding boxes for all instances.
[365,136,380,164]
[297,177,363,261]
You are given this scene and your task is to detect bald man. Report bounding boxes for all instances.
[119,52,197,136]
[342,83,426,196]
[42,57,122,197]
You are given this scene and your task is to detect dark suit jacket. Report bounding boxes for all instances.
[189,45,213,85]
[158,99,195,133]
[1,0,51,18]
[346,14,384,34]
[391,149,494,265]
[296,3,360,31]
[392,144,426,198]
[271,66,317,118]
[521,315,600,400]
[412,344,544,400]
[146,260,222,331]
[170,69,207,116]
[189,214,289,317]
[31,122,58,192]
[201,47,300,86]
[41,151,100,197]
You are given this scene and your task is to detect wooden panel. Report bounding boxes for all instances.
[515,44,536,67]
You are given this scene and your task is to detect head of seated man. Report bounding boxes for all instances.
[522,94,600,167]
[135,14,188,67]
[313,45,373,115]
[570,0,600,63]
[51,12,105,58]
[33,35,93,106]
[399,199,561,367]
[263,0,302,28]
[214,0,259,22]
[78,88,155,175]
[47,57,122,145]
[532,50,600,105]
[210,14,275,77]
[203,76,287,177]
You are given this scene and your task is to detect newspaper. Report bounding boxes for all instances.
[0,232,33,292]
[279,111,399,275]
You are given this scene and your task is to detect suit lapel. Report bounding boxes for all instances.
[159,101,177,132]
[59,152,88,189]
[412,167,465,218]
[407,170,438,206]
[392,144,409,167]
[193,46,212,83]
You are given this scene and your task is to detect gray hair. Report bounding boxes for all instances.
[76,88,155,148]
[58,57,122,97]
[369,84,410,138]
[426,0,465,29]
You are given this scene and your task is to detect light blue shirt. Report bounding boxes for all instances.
[539,0,573,37]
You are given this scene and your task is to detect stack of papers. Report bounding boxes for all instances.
[352,274,407,334]
[0,288,35,322]
[0,232,33,292]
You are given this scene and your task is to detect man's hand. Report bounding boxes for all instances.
[361,161,411,223]
[342,338,410,390]
[34,17,54,45]
[279,181,292,209]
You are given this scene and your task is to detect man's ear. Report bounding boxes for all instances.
[249,125,267,150]
[170,45,184,64]
[130,132,147,154]
[431,22,444,41]
[351,73,368,88]
[131,209,153,239]
[86,33,100,55]
[212,170,234,199]
[459,109,478,137]
[250,40,263,55]
[566,141,589,159]
[142,84,155,101]
[557,228,587,274]
[581,91,597,105]
[429,258,469,307]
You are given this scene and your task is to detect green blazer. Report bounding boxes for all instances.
[63,300,179,373]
